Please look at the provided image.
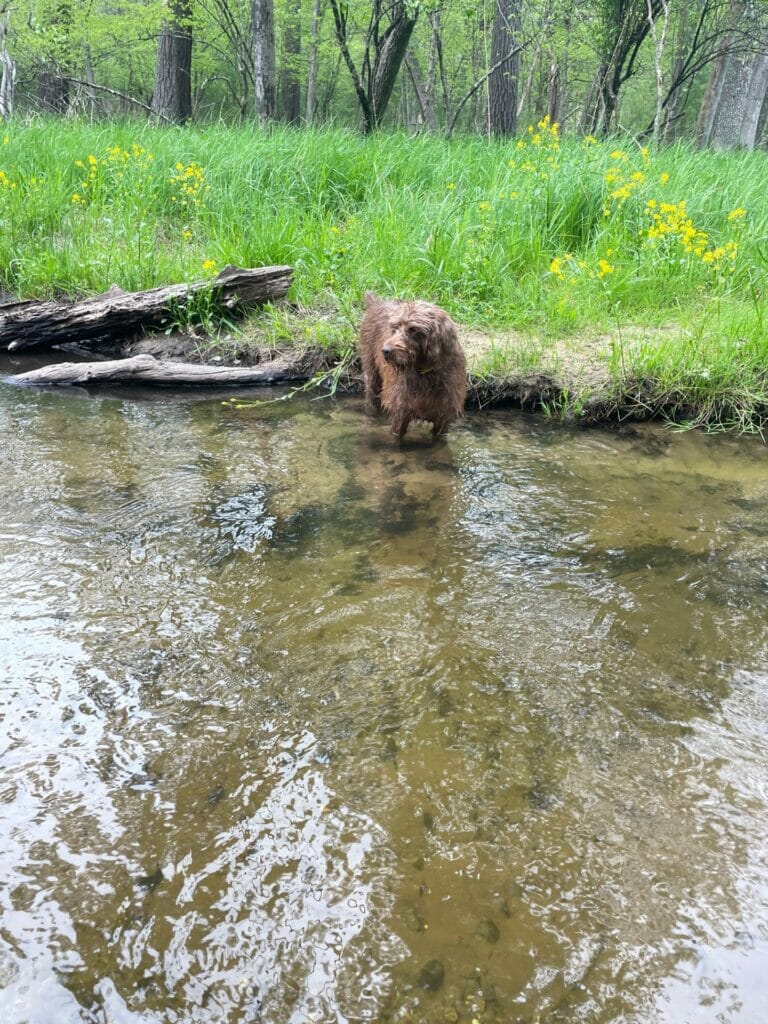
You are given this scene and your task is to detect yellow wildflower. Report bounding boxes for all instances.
[597,259,614,278]
[202,259,216,273]
[659,172,670,184]
[727,207,746,221]
[549,256,565,278]
[478,201,492,211]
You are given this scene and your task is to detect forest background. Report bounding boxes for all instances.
[1,0,768,144]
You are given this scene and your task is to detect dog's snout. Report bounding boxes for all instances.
[381,345,394,361]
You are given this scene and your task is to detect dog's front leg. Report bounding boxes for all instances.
[431,417,449,440]
[391,413,413,439]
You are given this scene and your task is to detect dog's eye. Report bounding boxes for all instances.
[408,327,426,342]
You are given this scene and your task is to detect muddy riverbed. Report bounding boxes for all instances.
[1,366,767,1023]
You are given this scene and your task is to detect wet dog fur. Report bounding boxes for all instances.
[359,292,467,439]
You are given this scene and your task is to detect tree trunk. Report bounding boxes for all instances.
[579,1,663,136]
[739,51,768,147]
[252,0,276,123]
[661,2,693,141]
[152,0,193,123]
[695,0,768,149]
[488,0,522,135]
[305,0,323,123]
[281,0,302,123]
[547,60,562,126]
[405,51,439,131]
[0,266,293,352]
[11,354,308,389]
[368,5,418,130]
[38,67,70,113]
[0,3,14,119]
[328,0,417,133]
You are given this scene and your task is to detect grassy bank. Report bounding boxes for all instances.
[1,119,767,429]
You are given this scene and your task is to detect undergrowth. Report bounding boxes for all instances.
[2,119,767,429]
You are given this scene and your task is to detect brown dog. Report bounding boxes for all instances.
[359,292,467,439]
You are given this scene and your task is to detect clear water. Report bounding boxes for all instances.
[1,367,767,1023]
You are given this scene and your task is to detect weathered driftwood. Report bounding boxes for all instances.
[0,265,293,352]
[9,353,309,388]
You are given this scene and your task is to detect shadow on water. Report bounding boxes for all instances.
[1,372,768,1023]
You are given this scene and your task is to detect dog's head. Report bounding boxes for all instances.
[379,301,457,372]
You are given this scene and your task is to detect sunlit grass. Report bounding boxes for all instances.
[1,118,767,428]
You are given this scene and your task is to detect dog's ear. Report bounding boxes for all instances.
[364,291,381,310]
[424,309,457,364]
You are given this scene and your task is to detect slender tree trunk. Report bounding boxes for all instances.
[488,0,522,135]
[305,0,323,123]
[252,0,276,123]
[83,43,106,118]
[647,0,671,145]
[152,0,193,123]
[429,9,451,127]
[281,0,301,123]
[516,40,541,120]
[547,60,562,125]
[695,47,727,145]
[0,3,15,119]
[662,2,693,141]
[405,51,439,131]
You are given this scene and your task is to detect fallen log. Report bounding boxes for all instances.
[0,265,293,352]
[9,353,310,388]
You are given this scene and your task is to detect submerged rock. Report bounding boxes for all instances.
[476,918,500,944]
[418,958,445,991]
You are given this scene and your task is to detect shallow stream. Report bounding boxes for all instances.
[1,365,767,1023]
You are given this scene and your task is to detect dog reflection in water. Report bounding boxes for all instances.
[359,292,467,440]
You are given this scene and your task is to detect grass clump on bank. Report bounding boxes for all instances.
[1,119,767,429]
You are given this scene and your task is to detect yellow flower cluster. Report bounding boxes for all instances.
[529,114,560,148]
[170,161,208,209]
[509,116,561,179]
[0,168,16,190]
[72,144,155,205]
[644,199,740,265]
[549,253,614,281]
[105,143,153,165]
[602,147,652,213]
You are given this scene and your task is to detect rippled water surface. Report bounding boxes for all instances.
[1,367,767,1024]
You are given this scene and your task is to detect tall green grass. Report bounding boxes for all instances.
[1,118,767,427]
